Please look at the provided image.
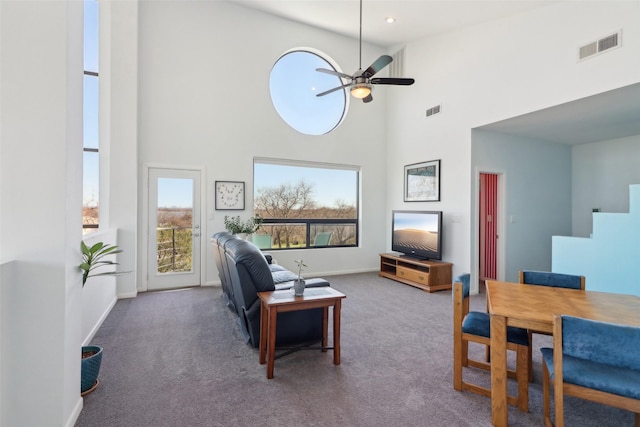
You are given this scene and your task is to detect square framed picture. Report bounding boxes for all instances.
[215,181,245,210]
[404,160,440,202]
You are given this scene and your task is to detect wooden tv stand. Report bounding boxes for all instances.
[379,253,452,293]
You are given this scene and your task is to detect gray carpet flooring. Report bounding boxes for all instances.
[75,272,633,426]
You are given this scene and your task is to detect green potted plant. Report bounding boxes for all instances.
[79,241,127,396]
[224,215,263,237]
[80,241,124,286]
[80,345,103,396]
[293,259,307,296]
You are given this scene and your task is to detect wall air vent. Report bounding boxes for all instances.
[579,30,622,61]
[389,48,405,78]
[426,105,441,117]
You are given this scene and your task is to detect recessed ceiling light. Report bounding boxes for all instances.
[385,17,396,24]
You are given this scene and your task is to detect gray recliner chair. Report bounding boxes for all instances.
[211,231,241,313]
[212,231,313,314]
[223,237,329,347]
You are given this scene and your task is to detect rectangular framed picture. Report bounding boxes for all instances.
[215,181,245,210]
[404,160,440,202]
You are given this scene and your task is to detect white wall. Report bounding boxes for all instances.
[101,0,139,298]
[81,230,118,346]
[134,1,389,287]
[572,134,640,237]
[0,1,83,426]
[471,130,573,281]
[386,1,640,291]
[111,1,640,293]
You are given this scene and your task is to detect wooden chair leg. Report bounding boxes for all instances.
[635,412,639,427]
[516,344,529,412]
[542,360,552,427]
[528,330,534,382]
[554,370,564,427]
[454,336,463,391]
[461,340,469,367]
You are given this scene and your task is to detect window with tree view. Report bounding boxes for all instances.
[253,159,359,249]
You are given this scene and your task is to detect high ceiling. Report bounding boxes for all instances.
[228,0,559,48]
[228,0,640,144]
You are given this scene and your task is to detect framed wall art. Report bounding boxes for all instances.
[215,181,245,210]
[404,160,440,202]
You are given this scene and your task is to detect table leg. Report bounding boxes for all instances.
[322,306,329,352]
[333,299,341,365]
[490,314,508,427]
[259,300,267,365]
[267,306,277,379]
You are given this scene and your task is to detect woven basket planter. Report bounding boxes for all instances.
[81,345,103,396]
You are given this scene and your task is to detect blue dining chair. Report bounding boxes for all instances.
[519,270,585,380]
[519,270,585,290]
[541,314,640,427]
[453,274,529,411]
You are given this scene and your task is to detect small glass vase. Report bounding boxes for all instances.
[293,279,305,296]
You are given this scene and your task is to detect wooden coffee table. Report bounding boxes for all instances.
[257,287,346,379]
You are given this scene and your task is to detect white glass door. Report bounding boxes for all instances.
[148,168,201,290]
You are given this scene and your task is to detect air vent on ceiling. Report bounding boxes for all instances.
[426,105,441,117]
[579,30,621,61]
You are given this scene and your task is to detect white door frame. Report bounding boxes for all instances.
[141,164,206,292]
[472,167,506,294]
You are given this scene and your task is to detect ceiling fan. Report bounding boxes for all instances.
[315,0,415,103]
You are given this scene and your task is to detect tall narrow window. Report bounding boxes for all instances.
[83,0,99,233]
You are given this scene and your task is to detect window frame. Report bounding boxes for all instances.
[253,157,360,250]
[269,47,349,136]
[83,0,99,232]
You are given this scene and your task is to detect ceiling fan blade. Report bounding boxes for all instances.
[371,77,415,86]
[362,55,393,78]
[316,68,353,80]
[362,93,373,103]
[316,83,351,97]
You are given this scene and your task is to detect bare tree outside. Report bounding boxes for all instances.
[324,199,357,245]
[254,179,357,248]
[254,180,316,247]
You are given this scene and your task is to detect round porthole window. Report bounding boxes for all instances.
[269,48,348,135]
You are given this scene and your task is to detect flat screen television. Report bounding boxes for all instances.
[391,210,443,260]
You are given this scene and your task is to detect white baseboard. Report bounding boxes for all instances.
[118,291,138,299]
[83,295,117,346]
[310,267,378,277]
[65,396,83,427]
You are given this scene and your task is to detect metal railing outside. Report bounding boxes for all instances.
[157,226,193,273]
[254,218,358,250]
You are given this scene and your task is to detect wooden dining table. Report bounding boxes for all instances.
[486,280,640,427]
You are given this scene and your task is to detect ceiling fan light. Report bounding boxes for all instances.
[351,83,371,99]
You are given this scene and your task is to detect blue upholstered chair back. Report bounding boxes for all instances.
[453,273,470,299]
[520,270,584,290]
[562,315,640,370]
